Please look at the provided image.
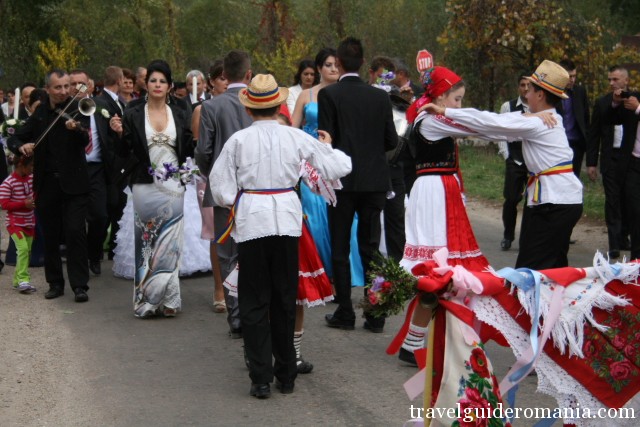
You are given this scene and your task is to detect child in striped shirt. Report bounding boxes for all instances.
[0,154,36,293]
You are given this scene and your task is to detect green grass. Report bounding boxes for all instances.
[458,144,605,221]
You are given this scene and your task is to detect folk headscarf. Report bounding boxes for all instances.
[406,66,462,123]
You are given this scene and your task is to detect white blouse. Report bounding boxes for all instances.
[210,120,352,242]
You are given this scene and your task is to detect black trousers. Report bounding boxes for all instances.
[383,165,406,262]
[329,191,386,320]
[602,151,629,252]
[516,203,583,269]
[36,173,89,291]
[625,157,640,260]
[238,236,298,385]
[86,162,108,262]
[501,158,528,241]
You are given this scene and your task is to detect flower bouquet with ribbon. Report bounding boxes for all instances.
[0,117,25,138]
[359,255,424,319]
[147,156,201,185]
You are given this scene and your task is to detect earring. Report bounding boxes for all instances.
[144,93,149,102]
[166,94,170,104]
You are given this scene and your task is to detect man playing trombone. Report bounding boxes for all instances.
[8,69,91,303]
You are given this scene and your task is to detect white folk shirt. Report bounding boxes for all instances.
[417,108,583,206]
[210,120,352,243]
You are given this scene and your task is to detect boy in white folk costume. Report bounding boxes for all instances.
[210,74,351,399]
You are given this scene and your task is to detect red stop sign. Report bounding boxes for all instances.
[416,50,433,72]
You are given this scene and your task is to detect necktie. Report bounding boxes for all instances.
[85,129,93,155]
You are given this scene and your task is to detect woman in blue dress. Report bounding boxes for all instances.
[291,48,364,288]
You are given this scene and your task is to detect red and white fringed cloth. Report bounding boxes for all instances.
[394,249,640,427]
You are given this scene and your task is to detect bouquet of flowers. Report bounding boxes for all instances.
[0,117,25,138]
[148,157,201,184]
[372,69,396,92]
[359,255,418,319]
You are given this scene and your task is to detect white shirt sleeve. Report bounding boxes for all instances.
[210,139,239,208]
[444,108,544,141]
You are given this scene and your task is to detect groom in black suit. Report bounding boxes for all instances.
[319,37,397,333]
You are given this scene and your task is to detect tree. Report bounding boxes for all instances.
[36,29,87,75]
[438,0,617,109]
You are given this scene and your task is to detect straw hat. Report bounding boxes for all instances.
[238,74,289,109]
[526,60,569,99]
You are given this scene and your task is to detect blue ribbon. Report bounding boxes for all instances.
[495,267,542,416]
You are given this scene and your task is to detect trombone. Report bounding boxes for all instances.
[33,83,96,148]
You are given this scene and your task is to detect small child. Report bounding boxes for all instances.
[0,154,36,293]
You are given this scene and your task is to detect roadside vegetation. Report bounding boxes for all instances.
[459,144,605,221]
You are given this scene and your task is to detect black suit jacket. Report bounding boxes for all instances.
[586,92,617,173]
[97,91,124,118]
[606,90,640,173]
[8,96,89,195]
[18,105,30,121]
[556,84,590,147]
[318,76,397,191]
[117,102,193,186]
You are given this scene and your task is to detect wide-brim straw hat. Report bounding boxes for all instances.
[526,60,569,99]
[239,74,289,109]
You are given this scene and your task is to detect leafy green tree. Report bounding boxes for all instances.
[36,29,87,75]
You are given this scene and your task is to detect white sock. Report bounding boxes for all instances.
[294,330,303,362]
[401,323,427,353]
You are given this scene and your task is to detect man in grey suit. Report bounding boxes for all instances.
[196,50,252,338]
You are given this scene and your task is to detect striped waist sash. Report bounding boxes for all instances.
[215,187,295,243]
[526,161,573,203]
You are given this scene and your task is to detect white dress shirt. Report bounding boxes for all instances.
[418,108,583,206]
[211,120,352,242]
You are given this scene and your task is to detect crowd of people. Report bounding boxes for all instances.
[1,35,639,407]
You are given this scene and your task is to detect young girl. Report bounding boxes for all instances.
[0,154,36,293]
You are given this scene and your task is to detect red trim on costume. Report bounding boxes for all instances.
[433,114,478,134]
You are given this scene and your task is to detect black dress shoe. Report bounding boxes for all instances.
[89,261,101,275]
[609,250,620,259]
[500,239,512,251]
[249,383,271,399]
[398,348,418,367]
[74,288,89,303]
[229,328,242,339]
[275,380,295,394]
[45,288,64,299]
[324,313,355,330]
[296,358,314,374]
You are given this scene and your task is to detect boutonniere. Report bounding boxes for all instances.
[99,108,111,119]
